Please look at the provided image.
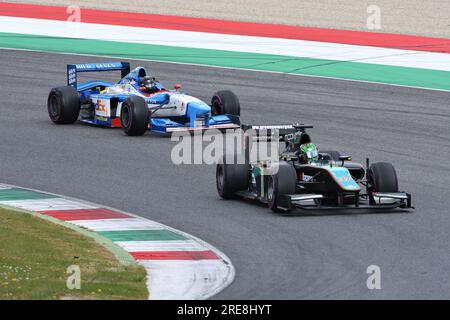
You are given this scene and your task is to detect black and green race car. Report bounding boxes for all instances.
[216,124,413,213]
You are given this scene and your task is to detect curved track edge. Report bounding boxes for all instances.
[0,183,235,300]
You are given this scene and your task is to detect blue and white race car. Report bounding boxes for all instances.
[47,62,241,135]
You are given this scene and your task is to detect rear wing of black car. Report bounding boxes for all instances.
[67,62,131,89]
[240,124,313,162]
[241,123,313,142]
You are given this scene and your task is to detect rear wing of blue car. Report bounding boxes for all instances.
[67,62,131,89]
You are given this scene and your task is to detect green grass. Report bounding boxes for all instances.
[0,207,148,300]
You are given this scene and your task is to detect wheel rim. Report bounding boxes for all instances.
[49,95,59,118]
[368,171,376,192]
[121,105,131,128]
[211,97,223,115]
[217,166,224,192]
[267,177,274,202]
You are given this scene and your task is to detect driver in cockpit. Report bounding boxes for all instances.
[287,131,319,164]
[138,76,165,94]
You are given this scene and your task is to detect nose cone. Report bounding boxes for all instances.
[187,101,211,128]
[187,101,210,116]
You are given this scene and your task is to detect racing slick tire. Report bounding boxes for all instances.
[47,86,80,124]
[368,162,398,192]
[211,90,240,116]
[320,150,341,162]
[216,155,249,199]
[120,96,149,136]
[268,162,297,212]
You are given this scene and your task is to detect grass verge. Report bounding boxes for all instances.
[0,207,148,300]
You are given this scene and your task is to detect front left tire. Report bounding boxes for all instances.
[267,162,298,212]
[120,96,149,136]
[211,90,240,116]
[368,162,399,192]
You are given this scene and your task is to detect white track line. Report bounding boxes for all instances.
[1,16,450,71]
[71,218,165,231]
[2,47,450,93]
[0,198,98,211]
[140,260,233,300]
[115,240,209,252]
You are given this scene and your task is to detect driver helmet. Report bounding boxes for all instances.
[298,133,319,163]
[299,143,319,164]
[139,76,161,93]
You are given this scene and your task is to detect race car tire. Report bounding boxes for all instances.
[211,90,240,116]
[216,155,249,199]
[320,150,341,162]
[47,86,80,124]
[121,96,149,136]
[368,162,399,192]
[268,162,297,212]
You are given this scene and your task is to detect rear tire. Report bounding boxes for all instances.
[216,155,249,199]
[120,96,149,136]
[47,86,80,124]
[368,162,398,192]
[211,90,240,116]
[267,162,297,212]
[320,150,341,162]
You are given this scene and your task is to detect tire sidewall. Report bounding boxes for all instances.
[267,175,278,210]
[268,162,297,212]
[121,103,133,132]
[48,89,63,123]
[211,90,240,116]
[121,96,149,136]
[216,156,249,199]
[368,162,399,192]
[211,94,224,115]
[216,164,227,198]
[47,86,80,124]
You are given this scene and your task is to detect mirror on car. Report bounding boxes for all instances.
[282,152,299,162]
[339,155,352,162]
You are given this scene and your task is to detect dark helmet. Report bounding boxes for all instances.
[139,76,162,93]
[299,133,312,145]
[289,132,311,150]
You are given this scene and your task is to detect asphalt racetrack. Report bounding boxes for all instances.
[1,49,449,299]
